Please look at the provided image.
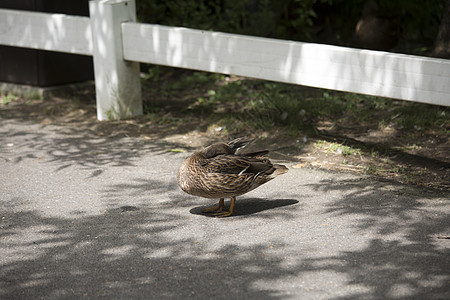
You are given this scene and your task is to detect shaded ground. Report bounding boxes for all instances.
[0,118,449,299]
[0,70,448,190]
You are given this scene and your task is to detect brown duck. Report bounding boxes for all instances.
[177,138,289,217]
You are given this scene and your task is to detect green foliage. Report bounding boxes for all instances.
[394,103,448,131]
[137,0,445,54]
[307,0,445,53]
[1,92,18,105]
[142,67,449,139]
[137,0,332,41]
[380,0,445,54]
[315,140,363,156]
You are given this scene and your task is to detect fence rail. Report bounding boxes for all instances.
[1,0,449,120]
[0,9,92,56]
[122,23,450,107]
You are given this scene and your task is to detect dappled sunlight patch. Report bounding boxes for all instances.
[101,245,136,261]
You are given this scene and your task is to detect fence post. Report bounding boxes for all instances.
[89,0,142,120]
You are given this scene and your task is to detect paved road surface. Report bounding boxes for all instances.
[1,118,449,299]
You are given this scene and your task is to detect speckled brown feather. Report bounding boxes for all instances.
[177,138,288,200]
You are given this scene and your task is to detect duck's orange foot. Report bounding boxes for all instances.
[203,205,223,213]
[213,210,233,218]
[203,198,224,213]
[213,196,235,218]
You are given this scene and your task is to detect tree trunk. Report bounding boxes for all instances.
[433,0,450,58]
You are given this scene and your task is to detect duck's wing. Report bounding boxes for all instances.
[201,138,259,159]
[204,155,273,176]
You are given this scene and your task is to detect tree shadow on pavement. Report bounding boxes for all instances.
[0,119,191,173]
[2,117,448,299]
[302,177,449,299]
[0,197,299,299]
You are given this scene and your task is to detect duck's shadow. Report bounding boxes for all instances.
[189,198,299,217]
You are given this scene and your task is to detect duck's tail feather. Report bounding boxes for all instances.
[228,137,252,153]
[243,150,269,157]
[271,164,289,177]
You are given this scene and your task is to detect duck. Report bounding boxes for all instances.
[355,0,399,51]
[177,138,289,217]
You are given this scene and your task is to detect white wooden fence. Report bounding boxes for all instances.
[1,0,449,120]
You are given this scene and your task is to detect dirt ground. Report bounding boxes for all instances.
[0,80,448,191]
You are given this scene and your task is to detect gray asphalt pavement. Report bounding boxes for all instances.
[1,117,449,299]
